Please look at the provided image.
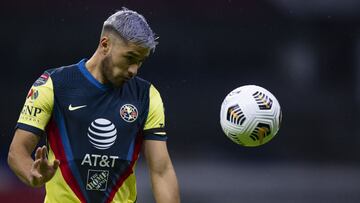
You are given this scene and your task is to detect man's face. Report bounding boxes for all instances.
[101,36,150,87]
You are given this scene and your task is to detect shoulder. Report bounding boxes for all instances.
[48,63,79,79]
[43,62,86,89]
[35,63,78,84]
[132,77,164,99]
[132,76,151,87]
[126,76,152,93]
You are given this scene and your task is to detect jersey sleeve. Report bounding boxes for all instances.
[143,85,167,141]
[16,72,54,136]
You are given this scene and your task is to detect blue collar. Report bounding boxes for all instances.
[77,59,110,91]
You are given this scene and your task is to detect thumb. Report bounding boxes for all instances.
[52,159,60,170]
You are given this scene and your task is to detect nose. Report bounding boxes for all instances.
[128,64,139,77]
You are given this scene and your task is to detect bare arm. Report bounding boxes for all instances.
[143,140,180,203]
[7,129,60,187]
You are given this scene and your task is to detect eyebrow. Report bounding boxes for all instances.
[126,51,141,58]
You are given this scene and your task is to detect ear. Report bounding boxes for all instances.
[99,36,111,55]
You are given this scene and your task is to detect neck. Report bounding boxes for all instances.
[85,52,106,84]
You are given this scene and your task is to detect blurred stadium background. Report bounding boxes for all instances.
[1,0,360,202]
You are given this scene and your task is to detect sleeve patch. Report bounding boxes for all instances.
[17,73,54,131]
[34,72,50,86]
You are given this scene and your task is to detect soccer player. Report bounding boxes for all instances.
[7,8,180,203]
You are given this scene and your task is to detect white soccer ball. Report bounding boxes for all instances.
[220,85,282,147]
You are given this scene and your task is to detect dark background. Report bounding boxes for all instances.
[1,0,360,202]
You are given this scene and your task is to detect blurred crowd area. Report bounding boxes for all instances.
[1,0,360,202]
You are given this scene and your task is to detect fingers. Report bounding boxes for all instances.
[35,145,48,161]
[52,159,60,170]
[41,145,47,160]
[32,159,43,179]
[31,147,59,187]
[35,147,42,160]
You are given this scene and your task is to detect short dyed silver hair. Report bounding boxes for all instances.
[103,8,158,52]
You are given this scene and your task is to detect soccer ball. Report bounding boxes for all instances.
[220,85,282,147]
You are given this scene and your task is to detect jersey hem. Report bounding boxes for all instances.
[15,123,44,136]
[143,134,168,141]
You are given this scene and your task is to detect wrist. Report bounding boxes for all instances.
[27,173,44,188]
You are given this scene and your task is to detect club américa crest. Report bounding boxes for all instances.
[120,104,138,122]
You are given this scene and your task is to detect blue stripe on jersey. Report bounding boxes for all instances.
[126,136,136,161]
[54,103,89,202]
[77,59,110,91]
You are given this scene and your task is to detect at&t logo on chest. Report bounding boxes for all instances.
[87,118,117,150]
[120,104,138,122]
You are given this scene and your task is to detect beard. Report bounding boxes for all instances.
[100,55,125,88]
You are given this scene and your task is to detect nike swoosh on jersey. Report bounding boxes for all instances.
[68,104,87,111]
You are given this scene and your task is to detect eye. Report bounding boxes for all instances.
[125,56,137,64]
[125,55,145,66]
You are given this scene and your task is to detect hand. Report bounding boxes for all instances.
[29,145,60,187]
